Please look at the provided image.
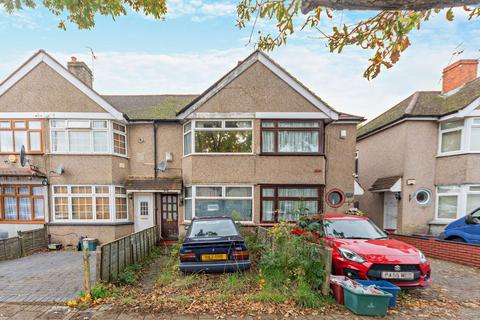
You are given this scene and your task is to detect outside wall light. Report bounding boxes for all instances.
[394,192,402,201]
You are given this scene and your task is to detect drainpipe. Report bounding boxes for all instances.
[153,121,159,231]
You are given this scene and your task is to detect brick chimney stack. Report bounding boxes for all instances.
[442,59,478,94]
[67,56,93,88]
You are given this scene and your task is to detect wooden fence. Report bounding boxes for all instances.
[253,226,332,295]
[96,226,159,282]
[0,227,47,261]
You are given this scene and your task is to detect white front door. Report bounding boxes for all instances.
[134,193,154,232]
[383,192,398,230]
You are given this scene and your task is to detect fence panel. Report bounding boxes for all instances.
[96,226,159,282]
[0,227,47,262]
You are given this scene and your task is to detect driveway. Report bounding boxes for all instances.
[0,251,95,303]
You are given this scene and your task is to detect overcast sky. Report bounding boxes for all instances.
[1,1,479,122]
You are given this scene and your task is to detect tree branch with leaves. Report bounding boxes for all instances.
[237,0,480,79]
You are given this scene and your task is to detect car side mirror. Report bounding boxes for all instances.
[184,225,190,231]
[465,215,475,224]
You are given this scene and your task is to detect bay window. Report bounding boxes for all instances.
[0,185,46,222]
[261,120,323,154]
[50,120,126,155]
[261,185,323,222]
[0,120,43,153]
[184,185,253,221]
[438,118,480,154]
[53,185,128,222]
[436,185,480,220]
[183,120,253,155]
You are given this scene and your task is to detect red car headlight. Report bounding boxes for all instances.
[418,250,428,264]
[338,247,366,263]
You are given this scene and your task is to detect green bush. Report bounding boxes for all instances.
[258,221,329,308]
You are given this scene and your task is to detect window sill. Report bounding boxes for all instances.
[428,219,454,225]
[259,153,325,156]
[48,152,129,159]
[48,221,133,226]
[436,151,480,158]
[0,220,45,224]
[182,153,254,158]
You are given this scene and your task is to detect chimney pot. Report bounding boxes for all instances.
[67,57,93,88]
[442,59,478,94]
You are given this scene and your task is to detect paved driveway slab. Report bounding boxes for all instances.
[0,251,95,303]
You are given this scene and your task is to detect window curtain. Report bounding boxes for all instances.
[262,131,274,152]
[4,197,16,220]
[19,197,31,220]
[441,130,461,152]
[278,131,319,152]
[262,200,274,221]
[278,200,318,221]
[471,127,480,151]
[467,194,480,214]
[184,132,192,154]
[438,195,458,219]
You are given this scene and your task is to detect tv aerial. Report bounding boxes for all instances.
[20,145,28,167]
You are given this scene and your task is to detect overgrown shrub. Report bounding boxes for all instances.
[258,221,329,308]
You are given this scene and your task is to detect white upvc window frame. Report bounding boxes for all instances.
[435,184,480,222]
[184,185,254,223]
[49,119,127,157]
[182,119,254,156]
[438,117,480,156]
[51,185,128,223]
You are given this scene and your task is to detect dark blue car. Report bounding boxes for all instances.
[440,207,480,244]
[179,216,251,273]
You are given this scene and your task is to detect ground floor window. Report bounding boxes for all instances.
[261,185,323,222]
[0,185,46,222]
[184,185,253,222]
[53,185,127,222]
[437,184,480,220]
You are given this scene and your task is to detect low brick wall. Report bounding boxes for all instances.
[391,234,480,268]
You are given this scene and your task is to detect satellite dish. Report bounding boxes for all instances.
[20,145,27,167]
[55,164,64,175]
[157,161,167,172]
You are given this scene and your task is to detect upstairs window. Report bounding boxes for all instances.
[0,120,43,153]
[471,119,480,151]
[50,120,126,156]
[261,120,323,154]
[183,120,253,155]
[439,120,463,153]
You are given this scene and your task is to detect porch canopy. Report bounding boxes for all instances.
[369,176,402,193]
[124,178,182,193]
[0,166,46,178]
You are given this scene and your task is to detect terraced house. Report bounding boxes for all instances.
[0,50,362,246]
[357,59,480,235]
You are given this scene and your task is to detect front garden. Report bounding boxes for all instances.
[74,219,480,319]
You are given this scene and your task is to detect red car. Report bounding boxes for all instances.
[294,214,431,288]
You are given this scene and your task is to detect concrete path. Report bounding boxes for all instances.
[0,251,95,303]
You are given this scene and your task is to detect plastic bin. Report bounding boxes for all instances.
[82,238,98,251]
[330,276,360,305]
[342,285,392,316]
[356,280,401,307]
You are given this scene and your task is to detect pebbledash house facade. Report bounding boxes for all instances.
[0,50,362,246]
[357,59,480,235]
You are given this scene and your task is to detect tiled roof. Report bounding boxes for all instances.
[0,166,46,178]
[357,77,480,139]
[369,176,402,192]
[103,95,198,120]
